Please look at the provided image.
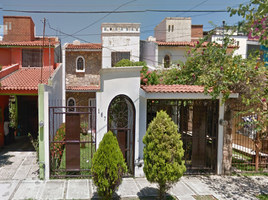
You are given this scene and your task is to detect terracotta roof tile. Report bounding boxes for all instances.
[0,68,54,91]
[66,43,102,49]
[156,41,208,47]
[141,84,208,93]
[0,40,59,47]
[156,41,237,48]
[66,85,100,91]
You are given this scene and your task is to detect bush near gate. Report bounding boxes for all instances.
[143,110,186,200]
[92,131,127,200]
[51,123,66,168]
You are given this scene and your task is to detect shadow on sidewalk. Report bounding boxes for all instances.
[0,153,14,167]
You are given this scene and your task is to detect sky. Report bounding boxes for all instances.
[0,0,249,45]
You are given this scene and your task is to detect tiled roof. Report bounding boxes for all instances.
[0,40,59,47]
[0,67,53,91]
[66,86,100,91]
[66,43,102,49]
[141,84,209,93]
[156,41,208,47]
[156,41,237,48]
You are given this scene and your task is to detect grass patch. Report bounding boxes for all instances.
[231,157,267,172]
[193,195,217,200]
[256,194,268,200]
[118,196,178,200]
[240,172,268,177]
[232,149,252,161]
[58,133,95,176]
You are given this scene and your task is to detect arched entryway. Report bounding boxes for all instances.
[108,95,135,176]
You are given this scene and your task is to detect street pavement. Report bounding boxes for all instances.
[0,139,268,200]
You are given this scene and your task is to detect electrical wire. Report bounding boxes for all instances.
[62,0,137,40]
[176,0,209,17]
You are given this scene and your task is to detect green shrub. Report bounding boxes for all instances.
[113,59,159,85]
[143,110,186,199]
[114,58,146,68]
[92,131,127,200]
[51,123,66,168]
[28,133,39,162]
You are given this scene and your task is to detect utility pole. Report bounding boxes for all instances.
[49,37,51,78]
[222,20,225,48]
[41,18,46,83]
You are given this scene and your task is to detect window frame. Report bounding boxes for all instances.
[67,97,76,112]
[76,56,85,73]
[111,51,130,67]
[164,54,171,68]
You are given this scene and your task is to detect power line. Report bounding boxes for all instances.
[176,0,209,17]
[3,9,230,14]
[3,3,247,7]
[62,0,137,40]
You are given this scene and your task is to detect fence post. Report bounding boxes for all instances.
[255,113,260,172]
[255,131,260,172]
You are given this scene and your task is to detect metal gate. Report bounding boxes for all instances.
[147,99,219,174]
[49,106,96,178]
[108,95,135,177]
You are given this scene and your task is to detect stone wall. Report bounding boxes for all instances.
[66,92,96,125]
[222,99,234,175]
[65,51,101,86]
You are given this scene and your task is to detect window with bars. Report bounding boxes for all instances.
[111,52,130,67]
[67,97,76,112]
[76,56,85,72]
[164,54,171,68]
[22,49,43,67]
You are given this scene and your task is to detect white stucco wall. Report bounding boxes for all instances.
[154,18,166,42]
[158,46,188,67]
[96,66,142,177]
[211,35,248,59]
[41,64,64,180]
[155,17,191,42]
[101,23,140,68]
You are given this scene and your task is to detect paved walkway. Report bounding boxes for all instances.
[1,175,268,200]
[1,138,268,200]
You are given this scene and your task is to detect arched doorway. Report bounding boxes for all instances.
[108,95,135,175]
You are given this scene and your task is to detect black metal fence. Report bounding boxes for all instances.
[49,106,96,178]
[147,99,219,174]
[231,102,268,173]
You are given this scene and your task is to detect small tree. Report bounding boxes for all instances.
[92,131,127,200]
[143,110,186,199]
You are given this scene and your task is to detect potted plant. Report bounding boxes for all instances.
[80,121,88,136]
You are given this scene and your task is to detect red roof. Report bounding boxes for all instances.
[66,43,102,50]
[156,41,208,47]
[156,41,237,48]
[0,40,59,47]
[66,85,100,91]
[141,84,209,93]
[0,67,54,91]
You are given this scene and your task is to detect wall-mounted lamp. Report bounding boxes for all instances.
[104,116,106,121]
[98,109,100,114]
[101,112,103,117]
[219,119,226,126]
[39,121,44,127]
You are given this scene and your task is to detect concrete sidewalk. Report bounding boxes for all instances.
[1,149,267,200]
[1,176,223,200]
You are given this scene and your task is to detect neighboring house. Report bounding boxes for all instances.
[209,26,268,63]
[209,27,248,59]
[62,40,101,129]
[0,16,61,147]
[140,17,205,69]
